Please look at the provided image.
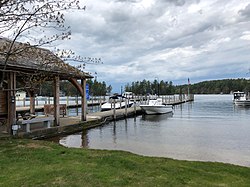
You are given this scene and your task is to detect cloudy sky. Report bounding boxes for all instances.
[59,0,250,92]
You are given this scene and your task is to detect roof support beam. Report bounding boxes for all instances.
[53,76,60,126]
[68,78,87,121]
[7,72,16,134]
[81,79,87,121]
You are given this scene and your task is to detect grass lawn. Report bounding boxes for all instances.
[0,138,250,187]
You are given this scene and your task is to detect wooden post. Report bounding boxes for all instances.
[119,98,122,109]
[125,99,128,117]
[134,100,136,115]
[7,72,16,134]
[99,96,102,108]
[35,97,38,106]
[81,79,87,121]
[113,99,116,120]
[54,76,60,126]
[66,96,69,106]
[29,91,35,114]
[76,95,78,105]
[92,96,94,110]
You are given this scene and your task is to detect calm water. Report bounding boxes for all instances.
[58,95,250,167]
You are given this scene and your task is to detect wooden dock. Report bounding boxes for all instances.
[16,107,143,139]
[16,100,104,113]
[1,95,194,139]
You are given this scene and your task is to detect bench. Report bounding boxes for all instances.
[21,116,55,132]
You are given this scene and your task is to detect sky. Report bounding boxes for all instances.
[57,0,250,92]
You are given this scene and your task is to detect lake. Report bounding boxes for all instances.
[57,95,250,167]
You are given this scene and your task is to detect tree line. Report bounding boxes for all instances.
[34,78,250,96]
[186,78,250,94]
[124,79,176,95]
[125,78,250,95]
[38,79,112,96]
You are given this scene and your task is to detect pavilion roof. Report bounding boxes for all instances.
[0,37,92,79]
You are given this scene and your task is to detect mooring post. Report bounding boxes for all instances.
[92,96,94,110]
[134,100,136,115]
[125,99,128,117]
[99,96,102,108]
[66,96,69,106]
[113,99,116,120]
[119,98,122,109]
[76,95,78,105]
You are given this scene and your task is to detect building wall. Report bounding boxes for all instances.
[0,91,7,115]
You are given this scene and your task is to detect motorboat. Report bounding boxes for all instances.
[101,94,134,111]
[140,98,173,115]
[233,91,250,107]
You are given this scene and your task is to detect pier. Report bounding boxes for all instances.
[2,94,194,139]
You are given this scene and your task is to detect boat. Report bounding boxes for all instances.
[101,94,134,111]
[140,98,173,115]
[233,91,250,107]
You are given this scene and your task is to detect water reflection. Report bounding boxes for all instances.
[141,112,173,122]
[53,95,250,167]
[59,130,89,148]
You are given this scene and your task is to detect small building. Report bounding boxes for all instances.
[0,37,93,135]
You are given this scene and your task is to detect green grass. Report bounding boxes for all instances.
[0,139,250,187]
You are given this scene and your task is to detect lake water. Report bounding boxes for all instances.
[57,95,250,167]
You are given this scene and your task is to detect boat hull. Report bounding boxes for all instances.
[101,102,134,111]
[140,105,173,115]
[234,100,250,107]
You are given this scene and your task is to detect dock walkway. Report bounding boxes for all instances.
[14,107,142,139]
[16,100,104,113]
[1,96,194,139]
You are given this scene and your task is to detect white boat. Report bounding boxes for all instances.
[233,91,250,107]
[140,98,173,115]
[101,95,134,111]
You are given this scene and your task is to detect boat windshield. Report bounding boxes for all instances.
[233,92,245,100]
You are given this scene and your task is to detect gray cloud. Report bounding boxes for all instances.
[115,0,140,3]
[239,3,250,18]
[157,0,200,6]
[159,0,186,6]
[57,0,250,91]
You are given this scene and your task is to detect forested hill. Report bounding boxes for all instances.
[186,78,250,94]
[125,78,250,95]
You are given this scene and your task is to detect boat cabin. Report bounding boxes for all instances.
[233,91,247,101]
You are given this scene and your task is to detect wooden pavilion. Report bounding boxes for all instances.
[0,37,92,135]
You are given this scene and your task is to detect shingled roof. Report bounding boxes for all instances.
[0,37,92,79]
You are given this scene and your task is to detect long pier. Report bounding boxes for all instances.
[16,94,194,113]
[1,94,194,139]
